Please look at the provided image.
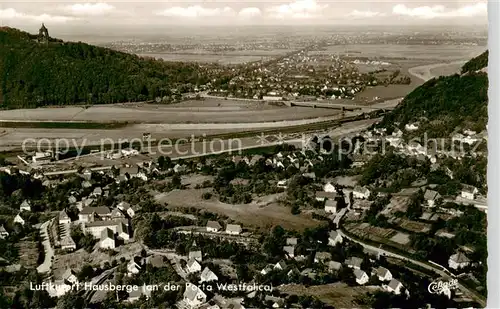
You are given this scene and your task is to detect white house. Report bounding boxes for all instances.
[424,189,441,207]
[206,221,222,233]
[260,264,274,275]
[20,200,31,212]
[183,284,207,308]
[60,235,77,251]
[277,180,288,189]
[323,182,337,193]
[188,250,202,262]
[117,222,130,241]
[385,279,404,295]
[376,267,392,281]
[127,259,142,276]
[62,269,78,285]
[0,225,9,239]
[353,186,371,199]
[200,267,218,283]
[59,210,71,225]
[274,260,287,271]
[354,269,369,285]
[448,252,471,270]
[186,258,202,274]
[283,246,295,259]
[328,230,343,246]
[14,214,25,226]
[100,228,115,249]
[405,123,419,131]
[328,261,342,272]
[286,237,298,246]
[461,185,478,200]
[324,199,338,213]
[111,208,126,220]
[84,220,125,239]
[225,224,242,235]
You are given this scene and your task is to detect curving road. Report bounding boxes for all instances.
[337,221,486,307]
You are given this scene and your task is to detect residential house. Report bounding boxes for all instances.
[127,285,152,303]
[206,221,222,233]
[189,250,203,262]
[286,237,298,246]
[59,210,71,225]
[283,246,295,259]
[20,200,31,212]
[225,224,242,235]
[117,202,135,218]
[78,206,112,223]
[14,214,25,226]
[324,199,338,213]
[264,296,284,308]
[424,189,441,207]
[91,187,103,197]
[186,258,202,274]
[448,252,471,270]
[385,279,404,295]
[0,225,8,239]
[323,182,337,193]
[68,196,77,204]
[200,267,218,283]
[82,169,92,181]
[117,222,130,240]
[127,259,142,276]
[111,208,126,220]
[345,257,363,269]
[461,185,478,200]
[315,191,337,202]
[314,252,332,263]
[354,269,369,285]
[183,284,207,308]
[277,180,288,189]
[60,235,77,251]
[274,260,287,271]
[84,219,127,238]
[82,181,92,189]
[353,186,371,199]
[62,269,78,285]
[260,264,274,275]
[328,261,342,272]
[100,228,115,249]
[328,230,343,246]
[376,267,392,281]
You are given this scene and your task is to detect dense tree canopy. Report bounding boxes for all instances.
[0,27,216,108]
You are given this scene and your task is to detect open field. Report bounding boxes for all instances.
[313,44,486,61]
[278,283,381,308]
[154,189,320,231]
[0,99,341,124]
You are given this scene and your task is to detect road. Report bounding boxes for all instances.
[37,219,55,274]
[337,222,486,307]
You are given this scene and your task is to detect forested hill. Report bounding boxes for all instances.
[461,50,488,74]
[376,51,488,137]
[0,27,216,108]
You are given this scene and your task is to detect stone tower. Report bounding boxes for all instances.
[38,23,49,44]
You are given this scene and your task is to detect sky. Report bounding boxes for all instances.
[0,1,488,35]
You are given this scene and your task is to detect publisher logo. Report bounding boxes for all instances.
[428,279,458,294]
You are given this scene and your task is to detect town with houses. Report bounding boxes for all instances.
[0,109,488,308]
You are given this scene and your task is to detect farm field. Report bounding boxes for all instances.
[278,283,381,308]
[0,99,341,124]
[154,189,320,231]
[313,44,486,61]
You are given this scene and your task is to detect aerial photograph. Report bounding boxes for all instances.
[0,0,489,308]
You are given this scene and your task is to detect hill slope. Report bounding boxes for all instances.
[0,27,216,108]
[376,51,488,137]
